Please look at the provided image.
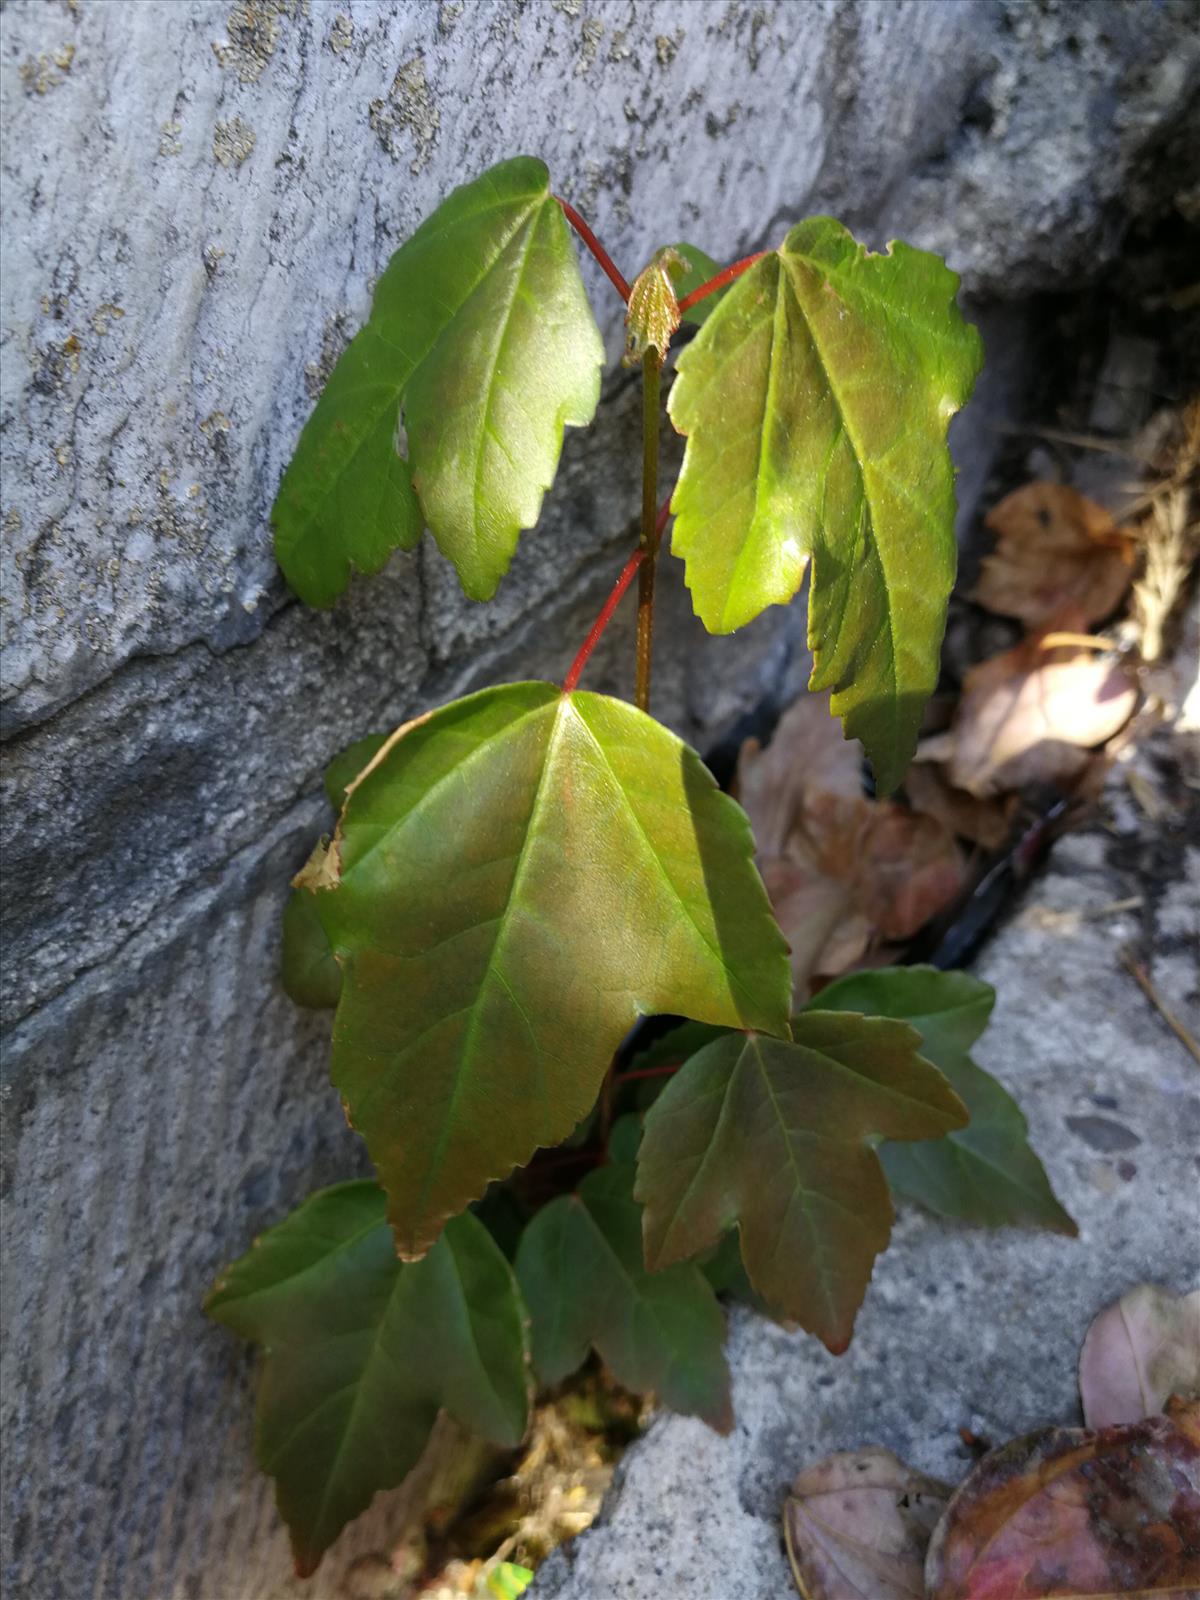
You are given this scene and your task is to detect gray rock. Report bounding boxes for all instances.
[3,2,1198,1597]
[533,739,1200,1598]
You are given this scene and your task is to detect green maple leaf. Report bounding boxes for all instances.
[812,967,1077,1236]
[280,734,389,1011]
[280,887,341,1010]
[667,217,983,791]
[669,242,725,326]
[634,1014,967,1352]
[306,682,791,1259]
[204,1184,530,1577]
[515,1145,732,1429]
[274,156,603,607]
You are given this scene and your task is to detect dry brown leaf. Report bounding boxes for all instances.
[1079,1285,1200,1430]
[947,620,1138,798]
[925,1398,1200,1599]
[735,691,863,856]
[737,696,965,995]
[785,1447,950,1600]
[857,806,970,942]
[973,483,1136,627]
[903,762,1017,851]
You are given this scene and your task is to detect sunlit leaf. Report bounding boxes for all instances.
[1079,1284,1200,1429]
[515,1153,732,1429]
[925,1399,1200,1599]
[635,1015,966,1351]
[785,1447,949,1600]
[812,967,1077,1236]
[274,157,604,606]
[204,1183,530,1577]
[488,1563,535,1599]
[308,682,791,1259]
[667,218,983,791]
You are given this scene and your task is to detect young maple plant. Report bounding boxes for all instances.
[206,157,1075,1577]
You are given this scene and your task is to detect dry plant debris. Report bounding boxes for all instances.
[1079,1284,1200,1430]
[786,1285,1200,1600]
[784,1449,949,1600]
[735,694,965,996]
[972,482,1136,628]
[930,612,1139,798]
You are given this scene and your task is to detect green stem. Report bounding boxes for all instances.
[635,350,663,712]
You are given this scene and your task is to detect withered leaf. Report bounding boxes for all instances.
[785,1447,950,1600]
[946,623,1137,798]
[925,1398,1200,1599]
[1079,1285,1200,1430]
[972,483,1135,629]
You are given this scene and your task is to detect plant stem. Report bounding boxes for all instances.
[616,1061,681,1086]
[635,350,664,713]
[556,197,631,303]
[677,251,767,314]
[563,548,644,693]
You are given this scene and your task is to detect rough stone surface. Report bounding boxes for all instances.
[533,735,1200,1598]
[2,2,1198,1598]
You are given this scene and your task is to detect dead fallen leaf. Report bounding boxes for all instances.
[946,618,1138,798]
[1080,1285,1200,1430]
[735,691,863,856]
[904,761,1018,851]
[737,696,965,995]
[973,483,1136,628]
[925,1397,1200,1600]
[785,1448,950,1600]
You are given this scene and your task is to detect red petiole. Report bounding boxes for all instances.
[563,489,676,695]
[556,197,631,303]
[616,1061,681,1086]
[677,252,767,314]
[563,548,644,694]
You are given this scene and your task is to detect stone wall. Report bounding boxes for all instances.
[2,3,1196,1596]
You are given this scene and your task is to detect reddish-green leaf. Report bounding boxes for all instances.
[204,1183,530,1577]
[274,157,603,606]
[812,968,1076,1236]
[515,1152,732,1429]
[307,682,791,1259]
[635,1015,966,1351]
[667,218,982,791]
[925,1400,1200,1599]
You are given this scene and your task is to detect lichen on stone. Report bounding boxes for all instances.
[19,43,75,96]
[369,54,440,174]
[213,117,256,169]
[328,13,352,54]
[212,0,286,84]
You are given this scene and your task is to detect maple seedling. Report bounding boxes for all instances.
[206,156,1075,1576]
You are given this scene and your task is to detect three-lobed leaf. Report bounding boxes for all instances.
[307,682,792,1260]
[635,1013,967,1351]
[812,967,1076,1235]
[668,217,983,791]
[515,1144,732,1429]
[204,1183,529,1577]
[274,157,604,607]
